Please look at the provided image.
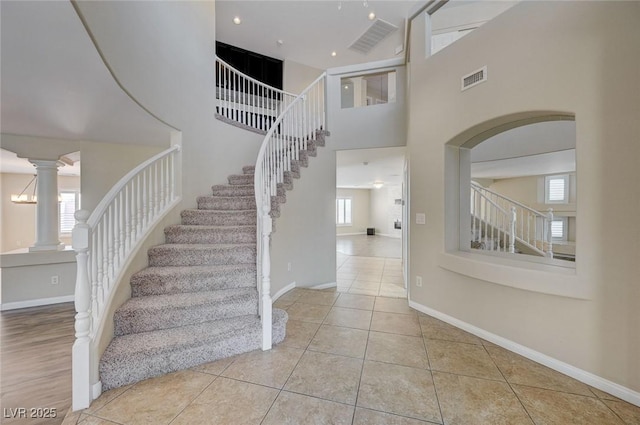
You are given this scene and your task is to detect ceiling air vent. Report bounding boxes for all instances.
[349,19,398,55]
[461,66,487,91]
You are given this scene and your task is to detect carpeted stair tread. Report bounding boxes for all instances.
[165,224,256,244]
[228,174,254,185]
[131,264,257,297]
[197,196,256,211]
[242,165,255,175]
[114,288,259,336]
[181,209,257,226]
[148,243,257,267]
[100,309,288,390]
[211,184,254,196]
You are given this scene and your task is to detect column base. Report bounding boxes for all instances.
[29,243,66,252]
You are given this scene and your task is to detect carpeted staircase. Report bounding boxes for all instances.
[99,132,326,391]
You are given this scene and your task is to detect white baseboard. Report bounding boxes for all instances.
[310,281,337,290]
[272,282,296,302]
[336,232,366,236]
[0,295,75,311]
[376,233,402,239]
[409,300,640,408]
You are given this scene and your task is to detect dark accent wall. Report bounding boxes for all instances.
[216,42,283,89]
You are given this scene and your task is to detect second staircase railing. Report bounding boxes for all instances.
[471,181,553,258]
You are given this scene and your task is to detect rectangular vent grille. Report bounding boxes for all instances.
[349,19,398,55]
[461,66,487,91]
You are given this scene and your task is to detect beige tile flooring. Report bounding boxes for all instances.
[63,289,640,425]
[336,254,406,298]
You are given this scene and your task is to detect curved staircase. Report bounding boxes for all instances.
[99,165,284,390]
[99,132,326,390]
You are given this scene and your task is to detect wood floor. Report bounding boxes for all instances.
[1,303,75,425]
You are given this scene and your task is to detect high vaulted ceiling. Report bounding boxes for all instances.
[216,1,422,70]
[0,1,172,147]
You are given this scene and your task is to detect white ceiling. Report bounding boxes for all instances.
[216,1,421,70]
[471,121,576,180]
[0,149,81,177]
[337,147,405,188]
[0,1,172,147]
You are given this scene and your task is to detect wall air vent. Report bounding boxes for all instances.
[349,19,398,55]
[461,66,487,91]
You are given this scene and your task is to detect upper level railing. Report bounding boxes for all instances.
[215,57,298,133]
[471,181,553,258]
[72,145,181,410]
[254,73,326,350]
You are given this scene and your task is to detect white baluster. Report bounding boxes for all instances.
[261,199,273,351]
[546,208,554,258]
[509,206,517,253]
[72,209,92,411]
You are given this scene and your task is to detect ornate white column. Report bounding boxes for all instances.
[29,159,65,252]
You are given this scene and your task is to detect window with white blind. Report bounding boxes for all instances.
[545,175,569,204]
[336,197,352,225]
[551,217,568,241]
[59,191,80,234]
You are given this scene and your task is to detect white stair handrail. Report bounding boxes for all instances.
[254,72,326,350]
[72,144,182,410]
[215,56,298,132]
[471,181,553,257]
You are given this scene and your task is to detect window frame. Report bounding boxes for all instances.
[59,191,80,235]
[545,174,569,204]
[551,217,569,242]
[336,197,353,226]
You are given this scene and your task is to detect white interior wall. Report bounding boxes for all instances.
[328,62,407,151]
[336,188,370,235]
[408,1,640,398]
[284,59,323,94]
[370,185,402,238]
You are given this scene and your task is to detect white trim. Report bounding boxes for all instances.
[92,381,102,400]
[310,281,337,290]
[272,282,296,302]
[336,232,366,236]
[327,57,404,76]
[375,233,402,239]
[0,295,75,311]
[409,300,640,408]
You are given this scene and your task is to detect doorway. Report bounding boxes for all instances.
[335,147,407,298]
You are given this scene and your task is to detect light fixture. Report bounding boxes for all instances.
[331,51,337,57]
[373,181,384,189]
[344,85,349,90]
[11,175,38,204]
[368,12,376,20]
[233,16,241,25]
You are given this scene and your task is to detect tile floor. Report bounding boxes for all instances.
[336,254,406,298]
[63,289,640,425]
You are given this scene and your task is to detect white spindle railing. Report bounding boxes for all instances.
[471,182,553,257]
[255,73,326,350]
[215,56,298,133]
[72,145,181,410]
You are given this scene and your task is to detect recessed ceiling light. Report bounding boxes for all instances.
[344,85,349,89]
[368,12,376,20]
[233,16,241,25]
[331,51,337,57]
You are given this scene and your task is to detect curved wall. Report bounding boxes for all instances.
[408,1,639,395]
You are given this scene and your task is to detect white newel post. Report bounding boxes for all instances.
[72,209,92,410]
[546,208,554,258]
[261,199,273,351]
[509,206,517,254]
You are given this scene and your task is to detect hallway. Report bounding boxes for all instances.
[337,234,405,298]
